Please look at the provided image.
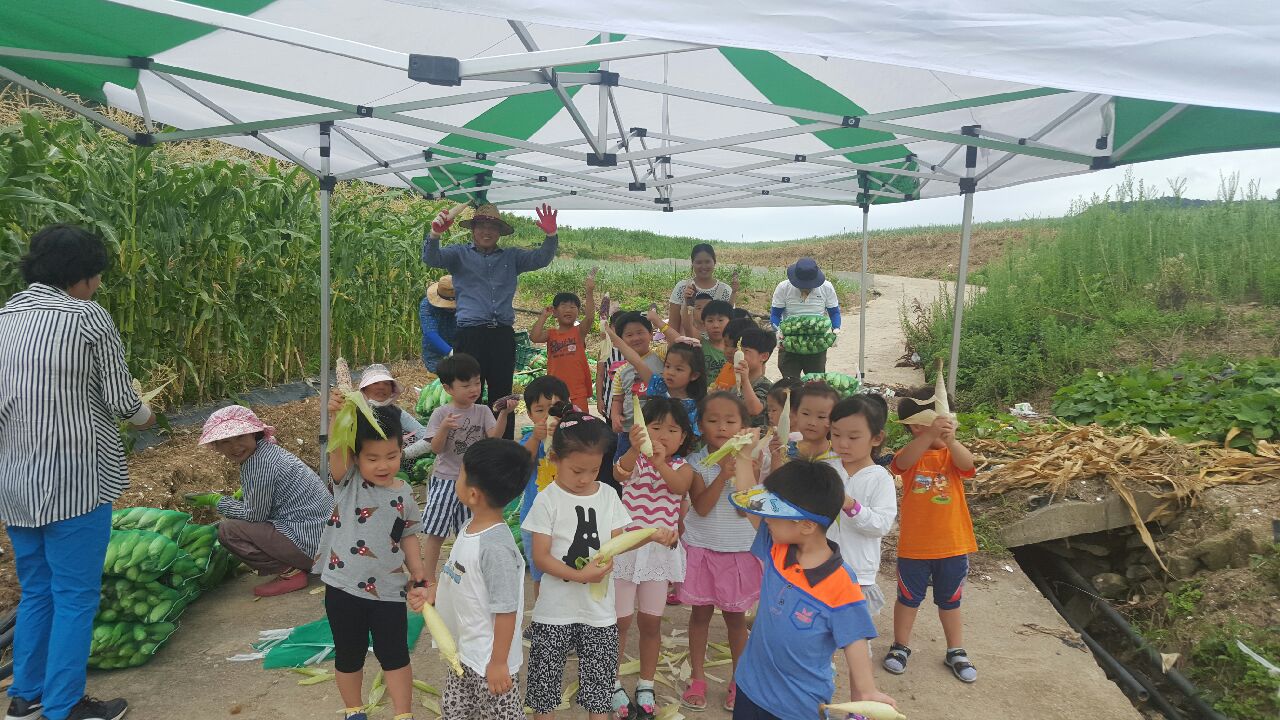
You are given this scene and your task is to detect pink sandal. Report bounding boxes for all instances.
[681,679,708,712]
[724,684,736,712]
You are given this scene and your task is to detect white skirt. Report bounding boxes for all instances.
[611,539,686,584]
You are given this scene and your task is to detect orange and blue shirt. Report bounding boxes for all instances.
[890,447,977,560]
[735,524,876,718]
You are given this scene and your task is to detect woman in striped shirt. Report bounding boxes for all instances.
[0,225,154,720]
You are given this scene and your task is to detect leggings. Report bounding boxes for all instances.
[615,579,669,617]
[324,583,410,673]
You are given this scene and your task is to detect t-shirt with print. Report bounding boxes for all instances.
[681,447,756,552]
[645,374,700,435]
[518,429,554,525]
[620,454,685,531]
[890,447,977,560]
[750,376,773,427]
[315,468,422,602]
[771,280,839,318]
[599,347,627,421]
[545,325,592,411]
[425,402,496,479]
[736,524,876,719]
[612,350,666,429]
[786,440,842,474]
[436,520,525,675]
[699,332,726,387]
[521,482,632,627]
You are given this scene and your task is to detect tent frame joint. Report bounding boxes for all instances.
[842,115,860,128]
[356,105,373,117]
[130,132,155,147]
[597,70,620,86]
[1091,155,1112,170]
[630,126,647,137]
[319,175,338,192]
[127,55,153,70]
[587,153,618,167]
[628,181,647,191]
[407,54,462,86]
[958,177,976,194]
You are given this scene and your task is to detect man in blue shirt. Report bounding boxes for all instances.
[422,203,559,438]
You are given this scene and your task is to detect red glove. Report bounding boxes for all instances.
[535,203,558,235]
[430,210,454,235]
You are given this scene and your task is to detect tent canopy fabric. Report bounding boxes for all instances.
[2,0,1278,211]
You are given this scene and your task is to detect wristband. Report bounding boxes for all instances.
[842,500,862,518]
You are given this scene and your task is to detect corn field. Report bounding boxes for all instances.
[0,109,449,405]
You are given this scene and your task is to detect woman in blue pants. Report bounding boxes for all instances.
[0,225,154,720]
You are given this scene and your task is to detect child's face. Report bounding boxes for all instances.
[211,433,258,465]
[357,437,402,487]
[526,395,561,426]
[764,517,818,545]
[906,422,947,448]
[662,353,698,395]
[552,450,605,496]
[693,298,711,315]
[794,395,835,442]
[452,466,488,511]
[619,321,654,356]
[702,314,730,340]
[444,376,483,406]
[699,396,745,448]
[361,381,395,403]
[830,413,883,466]
[647,415,687,458]
[742,347,768,374]
[554,301,581,327]
[766,396,784,427]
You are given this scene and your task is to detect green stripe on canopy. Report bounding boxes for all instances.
[1114,99,1280,165]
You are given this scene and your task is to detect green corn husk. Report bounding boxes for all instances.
[327,390,385,454]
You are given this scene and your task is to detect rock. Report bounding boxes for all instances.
[1126,532,1150,549]
[1230,528,1262,567]
[1193,531,1236,571]
[1069,542,1113,558]
[1126,564,1157,582]
[1092,572,1129,599]
[1167,554,1199,578]
[1138,579,1166,598]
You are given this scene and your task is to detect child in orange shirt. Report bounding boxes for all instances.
[883,385,979,684]
[530,269,596,412]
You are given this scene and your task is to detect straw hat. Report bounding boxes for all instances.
[459,203,514,236]
[427,275,457,309]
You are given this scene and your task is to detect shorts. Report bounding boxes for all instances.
[443,663,523,720]
[520,530,544,583]
[677,546,761,613]
[613,431,632,463]
[324,584,409,673]
[615,579,668,617]
[524,622,619,714]
[861,583,886,617]
[421,474,471,537]
[896,555,969,610]
[732,686,783,720]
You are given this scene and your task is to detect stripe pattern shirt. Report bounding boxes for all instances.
[620,455,686,531]
[216,441,332,557]
[0,284,145,527]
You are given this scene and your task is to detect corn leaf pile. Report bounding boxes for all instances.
[0,110,452,405]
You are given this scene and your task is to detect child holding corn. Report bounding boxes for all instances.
[528,268,596,412]
[883,385,979,684]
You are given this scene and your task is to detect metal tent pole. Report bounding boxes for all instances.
[947,126,980,396]
[318,122,334,482]
[858,202,870,380]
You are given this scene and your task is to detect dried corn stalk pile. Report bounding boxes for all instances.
[970,424,1280,570]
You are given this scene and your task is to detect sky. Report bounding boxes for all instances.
[511,148,1280,242]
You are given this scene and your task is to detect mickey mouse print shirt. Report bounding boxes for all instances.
[315,467,422,602]
[521,481,632,627]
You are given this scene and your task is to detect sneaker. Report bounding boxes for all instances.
[66,696,128,720]
[253,570,308,597]
[4,696,42,720]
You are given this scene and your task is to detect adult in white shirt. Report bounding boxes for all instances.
[666,243,738,336]
[770,257,841,379]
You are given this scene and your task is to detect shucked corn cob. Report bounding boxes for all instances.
[819,700,905,720]
[335,357,353,394]
[587,528,657,601]
[632,395,653,456]
[421,602,464,676]
[777,388,791,443]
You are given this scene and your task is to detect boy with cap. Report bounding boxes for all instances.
[728,459,897,719]
[882,386,979,684]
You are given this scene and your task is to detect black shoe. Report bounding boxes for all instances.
[66,696,128,720]
[4,696,42,720]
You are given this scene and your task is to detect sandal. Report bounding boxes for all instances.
[611,686,633,718]
[882,643,911,675]
[680,679,708,712]
[631,687,657,720]
[945,648,978,683]
[723,684,736,712]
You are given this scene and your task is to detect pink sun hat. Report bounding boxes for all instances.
[199,405,277,445]
[358,363,404,399]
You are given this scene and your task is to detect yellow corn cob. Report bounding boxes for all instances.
[934,358,954,424]
[632,395,653,455]
[421,603,464,676]
[335,357,353,394]
[819,701,906,720]
[588,528,658,601]
[703,430,754,465]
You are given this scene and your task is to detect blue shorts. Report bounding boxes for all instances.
[520,530,544,583]
[896,555,969,610]
[613,431,632,463]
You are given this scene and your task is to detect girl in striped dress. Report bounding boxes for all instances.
[609,398,696,720]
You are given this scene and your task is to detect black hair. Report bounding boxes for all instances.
[724,317,756,345]
[20,224,109,289]
[791,380,840,410]
[549,409,613,459]
[692,292,714,302]
[552,292,581,309]
[698,390,750,428]
[522,375,569,406]
[701,299,734,321]
[613,310,653,336]
[355,405,404,453]
[462,438,533,509]
[690,243,717,262]
[764,459,844,524]
[664,342,708,401]
[608,309,625,324]
[253,431,266,443]
[831,394,890,459]
[768,377,800,406]
[738,327,777,355]
[640,397,696,457]
[897,384,954,422]
[437,352,481,385]
[731,307,751,320]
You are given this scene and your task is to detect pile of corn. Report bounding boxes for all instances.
[90,508,242,669]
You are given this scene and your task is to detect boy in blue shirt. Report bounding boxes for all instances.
[730,459,898,720]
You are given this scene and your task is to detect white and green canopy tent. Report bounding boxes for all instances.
[3,0,1279,470]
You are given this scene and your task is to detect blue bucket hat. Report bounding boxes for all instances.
[786,257,825,290]
[731,486,833,527]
